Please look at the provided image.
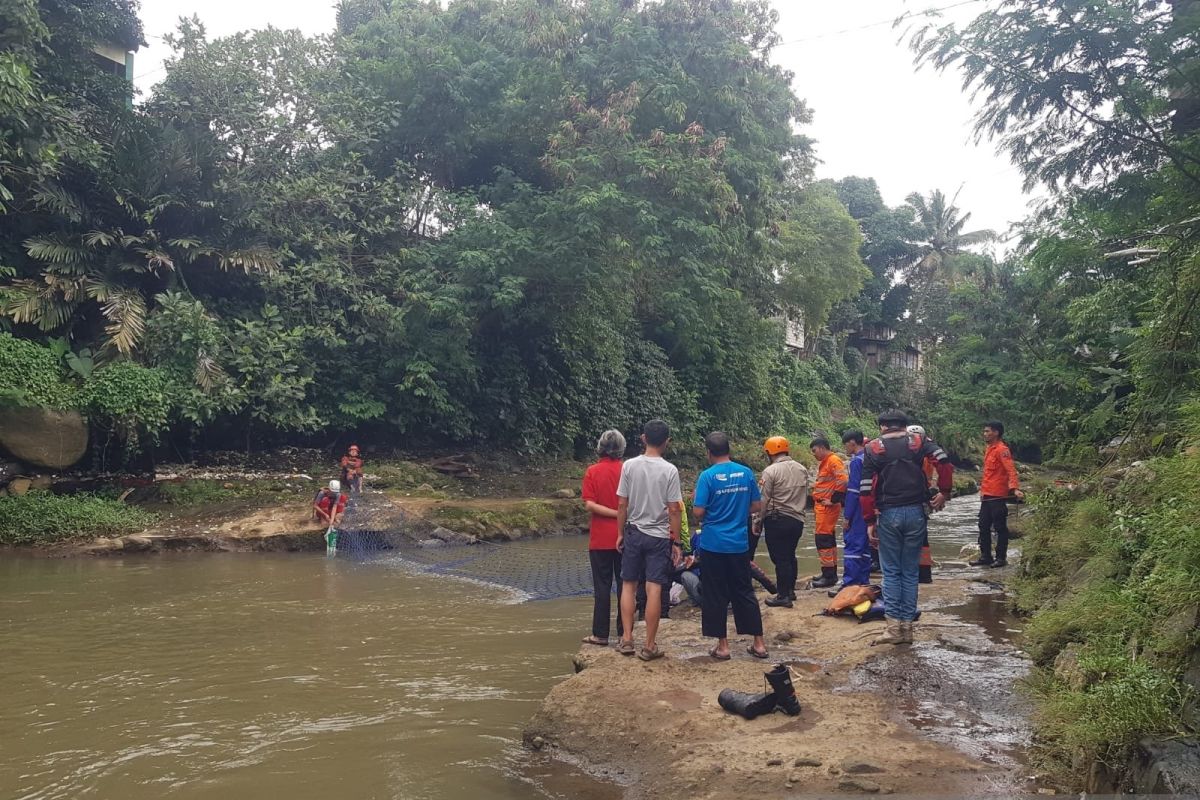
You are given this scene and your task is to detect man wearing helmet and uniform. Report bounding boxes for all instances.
[755,436,811,608]
[313,479,348,527]
[907,425,936,584]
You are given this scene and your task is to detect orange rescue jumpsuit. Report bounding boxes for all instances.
[812,453,848,581]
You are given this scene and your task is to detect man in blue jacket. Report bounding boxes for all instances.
[841,430,872,587]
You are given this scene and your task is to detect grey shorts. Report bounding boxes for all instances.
[621,527,672,585]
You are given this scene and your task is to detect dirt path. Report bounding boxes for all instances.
[526,578,1030,797]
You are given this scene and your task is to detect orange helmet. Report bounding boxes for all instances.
[763,436,790,456]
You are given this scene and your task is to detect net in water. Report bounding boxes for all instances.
[333,493,594,601]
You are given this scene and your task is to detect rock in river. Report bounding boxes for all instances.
[0,407,88,470]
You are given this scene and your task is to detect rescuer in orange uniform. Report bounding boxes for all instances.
[809,437,848,589]
[970,420,1024,568]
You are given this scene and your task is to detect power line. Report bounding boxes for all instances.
[774,0,987,47]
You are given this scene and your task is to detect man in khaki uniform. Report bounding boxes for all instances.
[755,436,811,608]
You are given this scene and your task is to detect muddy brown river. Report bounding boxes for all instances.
[0,495,1019,799]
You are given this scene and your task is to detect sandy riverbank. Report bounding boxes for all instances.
[526,576,1031,797]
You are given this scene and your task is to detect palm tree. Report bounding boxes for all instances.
[904,189,996,287]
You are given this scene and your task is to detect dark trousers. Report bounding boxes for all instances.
[978,497,1010,562]
[588,549,623,639]
[635,581,670,620]
[699,548,764,639]
[764,514,804,597]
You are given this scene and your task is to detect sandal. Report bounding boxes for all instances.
[709,647,731,661]
[617,640,636,656]
[746,645,769,659]
[581,635,609,646]
[637,646,665,661]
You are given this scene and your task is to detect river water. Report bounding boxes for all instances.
[0,495,1015,800]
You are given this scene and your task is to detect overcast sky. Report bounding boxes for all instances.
[133,0,1036,242]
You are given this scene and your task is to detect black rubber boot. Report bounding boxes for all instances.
[968,557,993,567]
[810,568,838,589]
[718,689,778,720]
[760,575,779,596]
[764,664,801,716]
[919,564,933,584]
[764,594,793,608]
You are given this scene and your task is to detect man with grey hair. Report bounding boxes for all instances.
[581,429,627,646]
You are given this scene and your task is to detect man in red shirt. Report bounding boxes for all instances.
[581,429,626,646]
[970,420,1024,569]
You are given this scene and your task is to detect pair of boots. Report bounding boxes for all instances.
[718,664,802,720]
[870,619,914,646]
[810,567,838,590]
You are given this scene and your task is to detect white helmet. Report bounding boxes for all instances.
[329,479,341,492]
[907,424,926,437]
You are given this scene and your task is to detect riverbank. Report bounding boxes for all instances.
[526,574,1033,797]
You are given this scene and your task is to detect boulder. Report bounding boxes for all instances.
[1129,739,1200,795]
[0,407,88,470]
[551,488,576,499]
[7,477,32,496]
[429,526,477,546]
[840,757,886,775]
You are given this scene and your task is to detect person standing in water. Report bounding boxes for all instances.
[581,429,626,646]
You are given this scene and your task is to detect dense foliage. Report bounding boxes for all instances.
[0,0,870,456]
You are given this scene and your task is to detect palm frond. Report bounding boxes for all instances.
[25,235,88,265]
[98,287,147,354]
[135,248,175,272]
[2,280,75,331]
[32,184,85,223]
[956,229,998,246]
[83,230,116,248]
[193,349,227,392]
[44,270,86,302]
[84,276,120,303]
[220,247,280,274]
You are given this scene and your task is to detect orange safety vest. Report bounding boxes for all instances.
[812,453,848,504]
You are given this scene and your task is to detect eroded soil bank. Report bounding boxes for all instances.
[526,576,1033,798]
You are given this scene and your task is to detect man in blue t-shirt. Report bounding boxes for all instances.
[693,431,769,661]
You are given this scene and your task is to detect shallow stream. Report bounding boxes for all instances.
[0,495,1027,799]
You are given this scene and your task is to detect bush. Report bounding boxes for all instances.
[79,361,172,460]
[1013,438,1200,788]
[0,492,156,544]
[0,332,76,408]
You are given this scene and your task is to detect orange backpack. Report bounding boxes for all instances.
[823,584,881,615]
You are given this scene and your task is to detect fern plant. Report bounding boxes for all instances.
[3,196,277,355]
